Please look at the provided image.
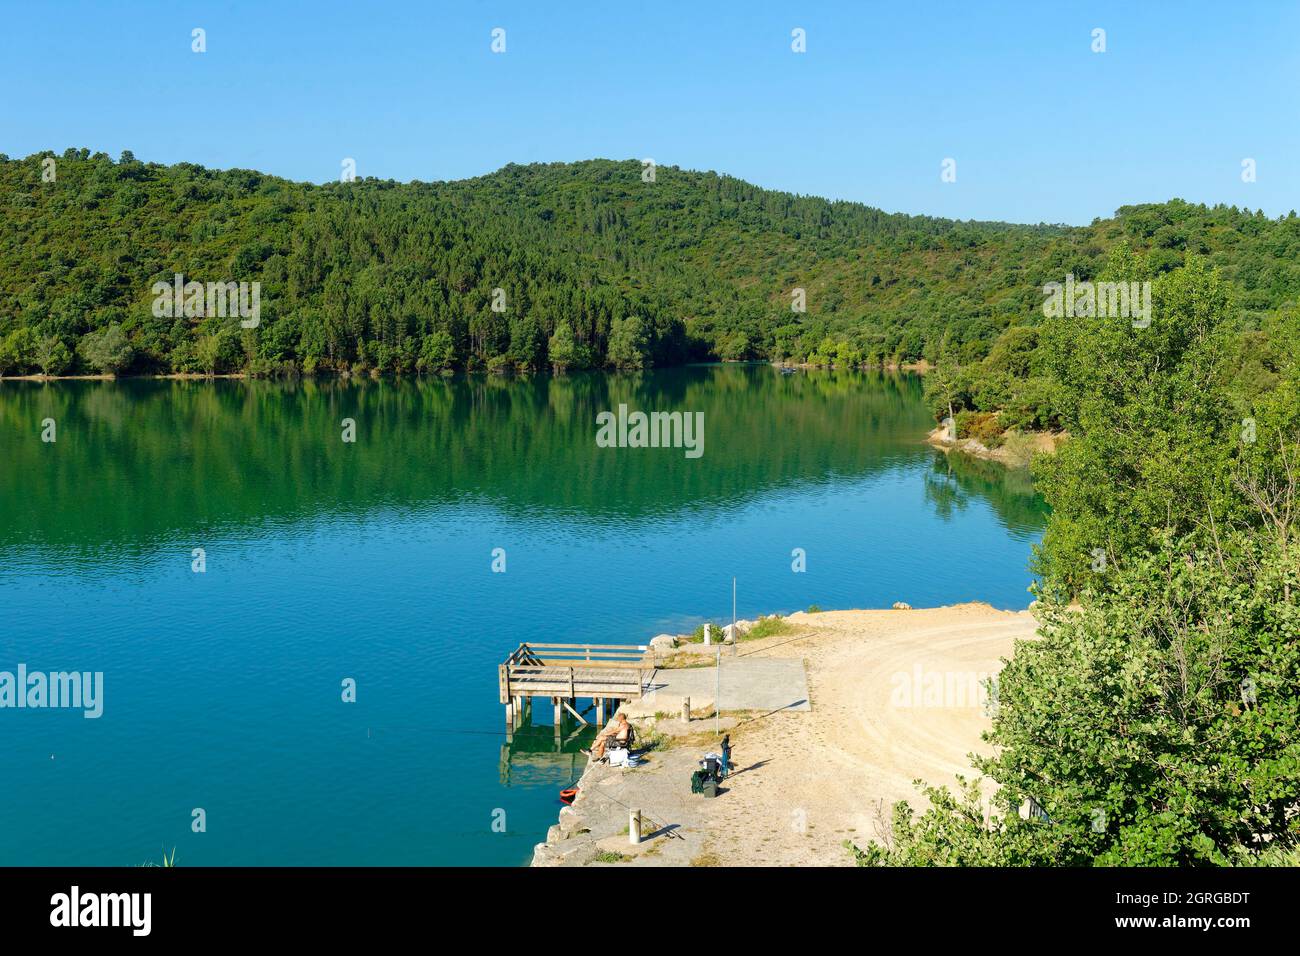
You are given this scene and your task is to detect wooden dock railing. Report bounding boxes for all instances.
[498,642,652,705]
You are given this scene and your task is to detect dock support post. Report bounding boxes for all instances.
[681,696,691,724]
[629,809,642,846]
[596,697,606,725]
[561,699,590,727]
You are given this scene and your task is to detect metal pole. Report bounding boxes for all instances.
[714,577,737,735]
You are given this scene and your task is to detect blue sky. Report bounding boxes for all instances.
[2,1,1298,225]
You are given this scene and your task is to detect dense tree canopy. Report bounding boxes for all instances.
[6,150,1300,379]
[860,257,1300,866]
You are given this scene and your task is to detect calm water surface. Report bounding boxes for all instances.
[0,366,1045,865]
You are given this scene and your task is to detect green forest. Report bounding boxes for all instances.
[4,149,1300,383]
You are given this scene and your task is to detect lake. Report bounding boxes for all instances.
[0,365,1046,865]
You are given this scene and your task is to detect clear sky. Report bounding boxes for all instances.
[2,1,1298,225]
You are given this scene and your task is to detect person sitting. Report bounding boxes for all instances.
[584,712,634,761]
[614,714,635,751]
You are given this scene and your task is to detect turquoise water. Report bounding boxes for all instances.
[0,366,1045,865]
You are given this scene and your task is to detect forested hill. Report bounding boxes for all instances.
[1,148,1298,376]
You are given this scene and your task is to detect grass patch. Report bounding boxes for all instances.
[955,409,1005,446]
[1239,844,1300,867]
[740,615,796,641]
[665,615,799,657]
[997,430,1038,468]
[690,851,722,867]
[634,727,670,753]
[683,622,726,644]
[657,652,716,669]
[673,727,743,750]
[592,850,633,864]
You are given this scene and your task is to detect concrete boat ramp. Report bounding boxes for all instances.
[637,657,810,714]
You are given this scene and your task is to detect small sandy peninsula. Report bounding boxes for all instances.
[534,602,1037,867]
[697,603,1036,866]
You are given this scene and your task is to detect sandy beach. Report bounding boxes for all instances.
[691,604,1036,865]
[534,602,1038,867]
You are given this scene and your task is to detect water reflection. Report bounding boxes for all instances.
[0,366,1045,561]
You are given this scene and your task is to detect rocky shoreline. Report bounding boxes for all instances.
[529,711,739,867]
[926,424,1065,468]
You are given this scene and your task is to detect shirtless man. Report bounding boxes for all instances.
[584,711,633,760]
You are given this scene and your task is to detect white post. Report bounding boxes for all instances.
[681,696,691,724]
[629,809,642,846]
[703,622,711,647]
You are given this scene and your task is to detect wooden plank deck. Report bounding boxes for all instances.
[498,642,652,705]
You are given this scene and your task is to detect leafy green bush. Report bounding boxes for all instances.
[954,410,1004,446]
[686,622,725,644]
[1033,257,1235,591]
[998,375,1061,431]
[0,328,38,374]
[78,323,134,375]
[744,616,795,640]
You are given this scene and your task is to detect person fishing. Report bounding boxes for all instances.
[583,711,634,761]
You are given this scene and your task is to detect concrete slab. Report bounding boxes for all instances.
[640,658,810,713]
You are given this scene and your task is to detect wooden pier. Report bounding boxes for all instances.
[498,642,653,739]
